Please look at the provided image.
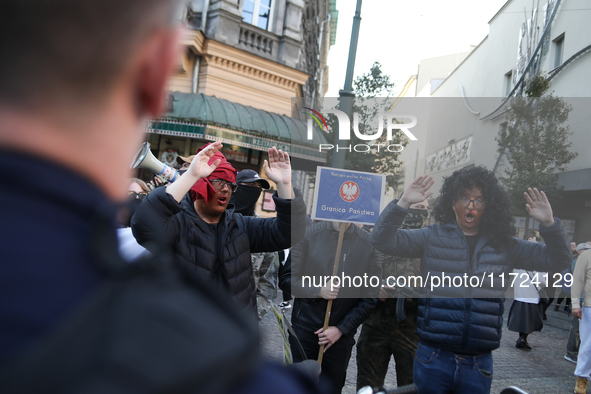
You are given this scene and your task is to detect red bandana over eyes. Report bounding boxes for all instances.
[189,144,237,203]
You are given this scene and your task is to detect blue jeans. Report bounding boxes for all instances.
[413,343,493,394]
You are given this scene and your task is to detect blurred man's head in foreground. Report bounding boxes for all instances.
[0,1,181,111]
[0,0,183,199]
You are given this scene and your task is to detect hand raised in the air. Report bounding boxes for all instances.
[186,141,223,180]
[524,187,554,227]
[263,147,291,185]
[165,141,223,203]
[398,175,434,209]
[263,147,294,199]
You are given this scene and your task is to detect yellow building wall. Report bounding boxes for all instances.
[168,29,309,115]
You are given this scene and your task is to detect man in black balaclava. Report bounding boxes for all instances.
[230,169,278,320]
[231,169,270,216]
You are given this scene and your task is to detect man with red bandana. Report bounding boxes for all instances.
[132,142,306,317]
[370,166,571,394]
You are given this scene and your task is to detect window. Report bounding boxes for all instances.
[504,70,513,97]
[553,34,565,68]
[242,0,272,30]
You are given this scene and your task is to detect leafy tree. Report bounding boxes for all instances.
[496,74,577,236]
[325,62,407,189]
[354,62,396,97]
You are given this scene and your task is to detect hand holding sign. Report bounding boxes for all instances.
[378,286,396,302]
[310,167,385,364]
[398,174,434,209]
[318,284,340,300]
[314,326,343,351]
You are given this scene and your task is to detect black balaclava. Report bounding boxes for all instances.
[230,184,262,216]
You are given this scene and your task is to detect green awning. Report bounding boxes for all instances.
[146,92,327,163]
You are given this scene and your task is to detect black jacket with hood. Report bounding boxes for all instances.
[280,222,382,338]
[132,186,307,315]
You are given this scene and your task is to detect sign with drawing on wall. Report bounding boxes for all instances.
[425,136,473,173]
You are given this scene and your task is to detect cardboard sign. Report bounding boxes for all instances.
[311,167,386,225]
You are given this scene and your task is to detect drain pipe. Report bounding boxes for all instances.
[192,56,200,93]
[201,0,210,32]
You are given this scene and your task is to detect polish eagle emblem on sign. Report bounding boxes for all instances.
[340,181,359,202]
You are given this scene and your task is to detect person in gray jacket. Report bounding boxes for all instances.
[370,166,571,394]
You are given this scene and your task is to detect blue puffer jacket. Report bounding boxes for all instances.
[371,200,572,354]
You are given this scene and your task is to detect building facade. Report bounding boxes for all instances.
[138,0,338,214]
[400,0,591,240]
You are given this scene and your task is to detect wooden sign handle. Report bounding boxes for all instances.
[318,222,347,365]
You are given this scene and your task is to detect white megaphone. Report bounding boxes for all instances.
[131,142,179,182]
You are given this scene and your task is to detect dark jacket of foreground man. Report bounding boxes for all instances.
[0,152,318,394]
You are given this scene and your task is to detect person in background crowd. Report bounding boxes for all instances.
[356,199,429,390]
[118,178,151,227]
[553,242,579,313]
[229,169,280,320]
[177,154,195,172]
[132,143,307,318]
[571,245,591,393]
[306,211,315,226]
[128,178,151,196]
[507,237,547,351]
[278,249,293,309]
[554,289,572,313]
[116,179,152,262]
[572,241,579,256]
[281,222,382,394]
[126,178,150,214]
[370,167,571,394]
[564,243,591,364]
[0,1,319,393]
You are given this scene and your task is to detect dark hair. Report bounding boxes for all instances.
[0,0,181,109]
[432,166,516,249]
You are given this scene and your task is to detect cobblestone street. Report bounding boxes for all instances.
[260,296,584,394]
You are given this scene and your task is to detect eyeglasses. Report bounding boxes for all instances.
[210,179,238,192]
[456,196,486,209]
[128,191,149,200]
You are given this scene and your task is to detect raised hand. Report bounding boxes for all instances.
[264,147,291,184]
[398,175,434,209]
[187,141,222,179]
[524,187,554,227]
[166,141,222,203]
[264,147,294,199]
